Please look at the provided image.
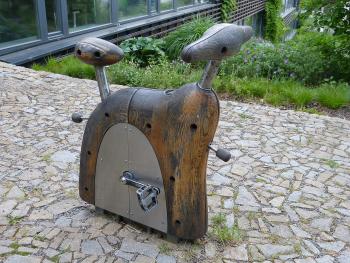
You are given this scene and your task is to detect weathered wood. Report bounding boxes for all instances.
[128,84,219,239]
[79,84,219,240]
[79,88,138,203]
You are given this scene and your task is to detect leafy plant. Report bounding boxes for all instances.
[120,37,165,67]
[263,0,285,42]
[221,0,237,22]
[219,35,345,85]
[301,0,350,36]
[32,55,350,110]
[163,16,214,60]
[107,58,201,88]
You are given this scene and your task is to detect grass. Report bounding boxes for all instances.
[32,56,350,110]
[32,56,95,79]
[294,242,302,255]
[6,243,31,257]
[163,16,214,60]
[7,216,23,226]
[210,213,244,245]
[321,158,340,169]
[158,243,171,255]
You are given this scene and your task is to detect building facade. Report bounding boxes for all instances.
[0,0,298,65]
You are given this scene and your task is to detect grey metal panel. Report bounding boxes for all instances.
[37,0,49,41]
[128,125,167,233]
[95,123,130,219]
[95,123,167,233]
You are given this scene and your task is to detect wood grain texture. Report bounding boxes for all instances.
[128,84,219,239]
[79,84,220,239]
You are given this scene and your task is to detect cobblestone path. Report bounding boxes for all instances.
[0,62,350,263]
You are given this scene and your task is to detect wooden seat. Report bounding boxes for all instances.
[181,24,253,63]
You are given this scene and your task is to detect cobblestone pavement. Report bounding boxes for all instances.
[0,61,349,263]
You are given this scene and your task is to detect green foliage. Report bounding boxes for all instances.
[214,77,349,109]
[317,83,350,109]
[220,38,325,85]
[264,0,285,42]
[107,59,201,88]
[32,55,350,110]
[120,37,165,67]
[221,32,350,85]
[293,31,350,83]
[221,0,237,22]
[210,213,244,245]
[32,56,95,79]
[301,0,350,36]
[163,17,214,60]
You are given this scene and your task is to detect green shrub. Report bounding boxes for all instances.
[293,32,350,83]
[32,56,95,79]
[120,37,165,67]
[32,56,350,110]
[220,35,333,85]
[163,17,214,60]
[107,59,201,88]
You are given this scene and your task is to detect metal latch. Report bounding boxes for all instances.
[121,171,160,212]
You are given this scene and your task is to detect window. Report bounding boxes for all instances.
[118,0,148,20]
[0,0,39,48]
[177,0,193,8]
[67,0,110,32]
[46,0,62,34]
[160,0,173,11]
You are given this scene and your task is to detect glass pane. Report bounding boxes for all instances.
[46,0,61,33]
[177,0,192,7]
[194,0,207,3]
[67,0,110,32]
[118,0,147,20]
[150,0,157,13]
[0,0,38,48]
[160,0,172,11]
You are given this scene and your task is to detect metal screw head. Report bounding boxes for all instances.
[120,176,127,185]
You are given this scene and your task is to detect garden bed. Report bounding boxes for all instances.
[32,18,350,119]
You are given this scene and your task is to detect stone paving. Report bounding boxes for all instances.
[0,61,349,263]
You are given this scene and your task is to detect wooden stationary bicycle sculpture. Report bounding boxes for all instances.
[72,23,253,240]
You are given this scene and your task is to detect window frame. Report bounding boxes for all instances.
[0,0,210,55]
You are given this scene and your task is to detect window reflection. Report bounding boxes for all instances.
[160,0,172,11]
[177,0,193,7]
[118,0,147,20]
[46,0,62,34]
[67,0,110,32]
[0,0,38,47]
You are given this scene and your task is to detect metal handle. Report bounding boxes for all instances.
[121,171,160,212]
[209,144,231,162]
